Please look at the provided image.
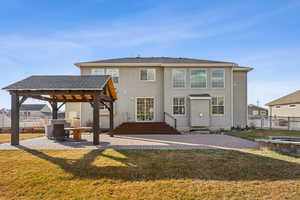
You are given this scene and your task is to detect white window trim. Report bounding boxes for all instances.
[172,96,186,116]
[172,69,186,89]
[211,69,225,89]
[139,68,156,81]
[289,104,297,108]
[211,96,225,116]
[190,69,208,89]
[135,97,155,122]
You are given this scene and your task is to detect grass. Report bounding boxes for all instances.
[0,133,44,144]
[226,129,300,141]
[0,149,299,200]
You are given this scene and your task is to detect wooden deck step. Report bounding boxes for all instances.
[111,122,181,135]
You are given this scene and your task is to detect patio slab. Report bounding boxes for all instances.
[0,133,258,150]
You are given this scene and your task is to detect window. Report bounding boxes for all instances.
[253,110,259,115]
[191,69,207,88]
[212,70,225,88]
[173,97,185,115]
[106,69,119,85]
[260,110,267,115]
[100,103,107,110]
[91,68,105,75]
[275,106,281,108]
[289,104,296,108]
[172,69,186,88]
[140,69,155,81]
[212,96,224,115]
[91,68,119,87]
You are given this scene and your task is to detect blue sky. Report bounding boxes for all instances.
[0,0,300,108]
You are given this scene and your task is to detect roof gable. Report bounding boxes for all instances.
[266,90,300,106]
[20,104,47,111]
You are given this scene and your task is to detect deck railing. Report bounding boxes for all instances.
[163,112,177,129]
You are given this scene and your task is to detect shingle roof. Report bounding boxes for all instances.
[75,57,236,65]
[3,75,111,90]
[20,104,47,111]
[248,104,268,110]
[266,90,300,106]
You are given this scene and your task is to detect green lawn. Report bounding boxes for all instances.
[226,129,300,141]
[0,133,44,144]
[0,149,299,200]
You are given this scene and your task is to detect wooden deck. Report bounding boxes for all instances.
[111,122,181,135]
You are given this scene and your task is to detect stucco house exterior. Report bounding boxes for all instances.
[266,90,300,117]
[248,104,268,119]
[65,57,252,131]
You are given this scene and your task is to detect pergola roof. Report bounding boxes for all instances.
[3,75,111,91]
[3,75,117,102]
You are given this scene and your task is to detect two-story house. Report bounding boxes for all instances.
[65,57,252,131]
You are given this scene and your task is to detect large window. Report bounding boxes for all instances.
[91,68,119,87]
[140,69,155,81]
[173,97,185,115]
[136,98,154,121]
[212,70,225,88]
[212,96,224,115]
[191,69,207,88]
[106,69,119,84]
[91,68,105,75]
[172,69,186,88]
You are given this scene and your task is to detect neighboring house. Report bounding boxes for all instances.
[65,57,253,131]
[248,104,268,119]
[0,109,11,127]
[266,90,300,117]
[19,104,52,120]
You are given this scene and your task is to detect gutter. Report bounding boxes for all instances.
[74,62,237,68]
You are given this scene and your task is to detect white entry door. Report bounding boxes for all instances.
[136,97,154,121]
[190,99,210,127]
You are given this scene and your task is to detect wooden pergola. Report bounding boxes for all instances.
[3,75,117,146]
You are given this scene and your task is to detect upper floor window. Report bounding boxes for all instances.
[106,69,119,84]
[289,104,296,108]
[212,96,224,115]
[173,97,185,115]
[91,68,119,87]
[140,69,155,81]
[191,69,207,88]
[91,68,105,75]
[172,69,186,88]
[212,69,225,88]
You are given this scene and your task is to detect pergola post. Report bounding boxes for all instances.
[109,101,114,137]
[93,94,100,145]
[51,101,58,119]
[11,92,20,145]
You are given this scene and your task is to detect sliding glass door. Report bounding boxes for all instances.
[136,97,154,121]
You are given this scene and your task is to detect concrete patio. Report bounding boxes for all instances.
[0,133,258,150]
